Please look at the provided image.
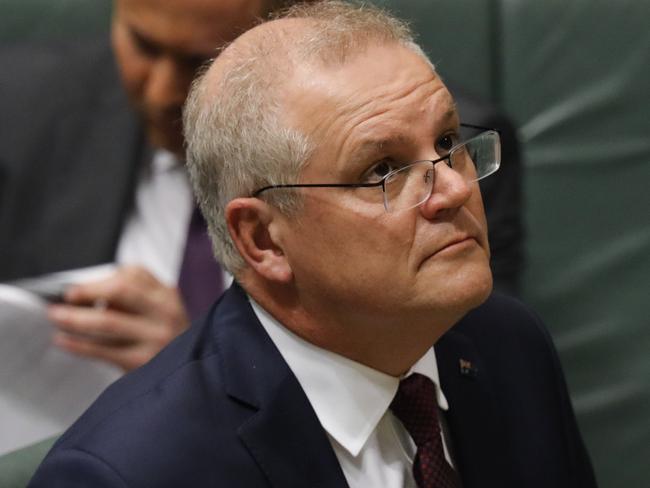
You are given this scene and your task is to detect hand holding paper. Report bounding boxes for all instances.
[48,265,190,371]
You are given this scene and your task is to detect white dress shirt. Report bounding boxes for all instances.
[115,149,193,286]
[250,298,453,488]
[114,149,232,288]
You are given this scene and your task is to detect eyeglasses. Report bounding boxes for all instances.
[252,124,501,212]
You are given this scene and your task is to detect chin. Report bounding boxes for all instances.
[465,268,493,309]
[420,258,493,320]
[147,125,184,156]
[451,272,492,314]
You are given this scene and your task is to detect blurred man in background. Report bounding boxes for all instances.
[0,0,298,371]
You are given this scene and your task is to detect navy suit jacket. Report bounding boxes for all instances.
[29,283,596,487]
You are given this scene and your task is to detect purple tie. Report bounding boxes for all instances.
[178,207,223,320]
[390,373,462,488]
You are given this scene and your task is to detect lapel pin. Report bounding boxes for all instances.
[459,358,478,378]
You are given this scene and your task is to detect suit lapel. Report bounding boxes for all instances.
[435,326,514,488]
[238,373,350,488]
[217,284,349,488]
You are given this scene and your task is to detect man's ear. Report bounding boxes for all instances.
[226,198,293,283]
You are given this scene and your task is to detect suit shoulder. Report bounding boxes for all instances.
[31,292,275,487]
[29,447,128,488]
[445,298,597,487]
[54,313,222,445]
[463,292,545,330]
[455,293,557,360]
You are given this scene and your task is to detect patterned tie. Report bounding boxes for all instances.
[178,207,223,320]
[390,373,461,488]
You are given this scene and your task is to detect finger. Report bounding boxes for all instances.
[53,332,150,372]
[65,266,175,317]
[48,304,152,343]
[64,266,156,307]
[62,272,127,305]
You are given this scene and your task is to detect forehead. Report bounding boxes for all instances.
[114,0,266,55]
[283,43,456,172]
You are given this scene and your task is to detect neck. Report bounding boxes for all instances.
[241,273,460,376]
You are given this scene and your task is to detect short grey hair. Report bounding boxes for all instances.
[184,0,431,274]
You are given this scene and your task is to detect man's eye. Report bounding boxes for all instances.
[436,133,458,154]
[364,159,399,182]
[131,31,160,58]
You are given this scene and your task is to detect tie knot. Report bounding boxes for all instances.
[390,373,440,447]
[190,205,207,230]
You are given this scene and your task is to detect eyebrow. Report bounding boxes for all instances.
[353,104,460,156]
[356,133,411,155]
[440,104,460,125]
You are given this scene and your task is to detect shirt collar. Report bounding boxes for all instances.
[249,297,449,457]
[151,148,183,175]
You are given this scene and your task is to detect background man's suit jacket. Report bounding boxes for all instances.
[0,40,145,281]
[0,40,522,293]
[29,283,596,488]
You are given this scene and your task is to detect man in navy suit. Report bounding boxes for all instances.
[30,1,596,487]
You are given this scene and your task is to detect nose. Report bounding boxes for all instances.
[418,162,473,220]
[144,56,190,111]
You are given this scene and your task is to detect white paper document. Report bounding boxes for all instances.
[0,265,122,455]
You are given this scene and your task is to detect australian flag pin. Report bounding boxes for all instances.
[459,358,478,378]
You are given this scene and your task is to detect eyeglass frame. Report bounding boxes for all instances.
[252,123,501,210]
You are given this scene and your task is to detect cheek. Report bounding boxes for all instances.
[467,192,490,252]
[288,198,414,285]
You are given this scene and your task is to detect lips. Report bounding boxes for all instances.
[436,234,477,254]
[416,209,489,270]
[417,232,481,269]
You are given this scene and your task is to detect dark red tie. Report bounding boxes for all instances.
[178,207,223,320]
[390,373,461,488]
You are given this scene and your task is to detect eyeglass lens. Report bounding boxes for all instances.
[383,131,500,212]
